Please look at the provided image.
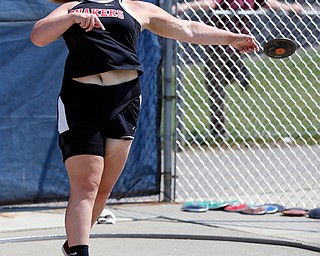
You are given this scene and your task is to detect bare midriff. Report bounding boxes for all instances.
[72,69,139,86]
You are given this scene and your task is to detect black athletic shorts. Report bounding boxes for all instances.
[57,77,141,162]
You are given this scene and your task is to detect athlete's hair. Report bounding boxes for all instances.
[49,0,80,3]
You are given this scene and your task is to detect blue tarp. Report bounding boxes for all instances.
[1,0,58,21]
[0,0,161,204]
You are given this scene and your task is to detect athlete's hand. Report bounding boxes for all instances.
[71,13,105,32]
[231,34,260,54]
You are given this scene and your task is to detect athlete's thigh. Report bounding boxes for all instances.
[100,138,133,190]
[65,155,104,189]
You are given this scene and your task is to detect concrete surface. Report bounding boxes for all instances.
[0,202,319,255]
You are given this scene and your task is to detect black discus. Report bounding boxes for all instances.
[264,38,297,59]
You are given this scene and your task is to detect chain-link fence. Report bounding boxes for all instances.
[173,0,320,208]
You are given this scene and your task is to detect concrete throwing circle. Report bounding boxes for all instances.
[0,233,319,255]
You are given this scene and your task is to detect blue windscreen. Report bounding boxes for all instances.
[0,0,161,205]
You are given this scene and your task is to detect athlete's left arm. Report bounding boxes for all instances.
[127,1,259,53]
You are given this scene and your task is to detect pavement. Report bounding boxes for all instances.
[0,202,319,256]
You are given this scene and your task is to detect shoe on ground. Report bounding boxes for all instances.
[62,240,69,256]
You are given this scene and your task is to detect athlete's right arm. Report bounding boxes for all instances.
[30,2,105,47]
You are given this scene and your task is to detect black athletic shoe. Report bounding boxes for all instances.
[62,240,70,256]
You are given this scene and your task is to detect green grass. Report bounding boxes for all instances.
[176,48,320,145]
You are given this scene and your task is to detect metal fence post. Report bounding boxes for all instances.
[161,0,174,202]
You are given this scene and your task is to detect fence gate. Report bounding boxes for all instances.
[173,0,320,208]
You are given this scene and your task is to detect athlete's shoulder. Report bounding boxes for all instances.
[123,0,167,18]
[57,1,82,10]
[122,0,175,31]
[123,0,159,9]
[45,1,81,17]
[65,1,82,8]
[50,0,81,4]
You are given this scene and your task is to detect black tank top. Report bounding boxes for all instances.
[63,0,143,79]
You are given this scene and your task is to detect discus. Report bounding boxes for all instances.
[308,208,320,219]
[268,204,286,212]
[262,204,279,214]
[181,201,209,212]
[240,206,267,215]
[281,208,308,217]
[224,203,247,212]
[264,38,297,59]
[208,201,230,210]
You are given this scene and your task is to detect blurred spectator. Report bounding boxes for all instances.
[176,0,302,139]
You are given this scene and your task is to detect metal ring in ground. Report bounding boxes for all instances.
[0,233,319,253]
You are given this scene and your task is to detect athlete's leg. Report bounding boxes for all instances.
[89,93,139,224]
[62,139,133,254]
[65,155,104,246]
[233,53,251,90]
[91,138,133,226]
[205,47,229,137]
